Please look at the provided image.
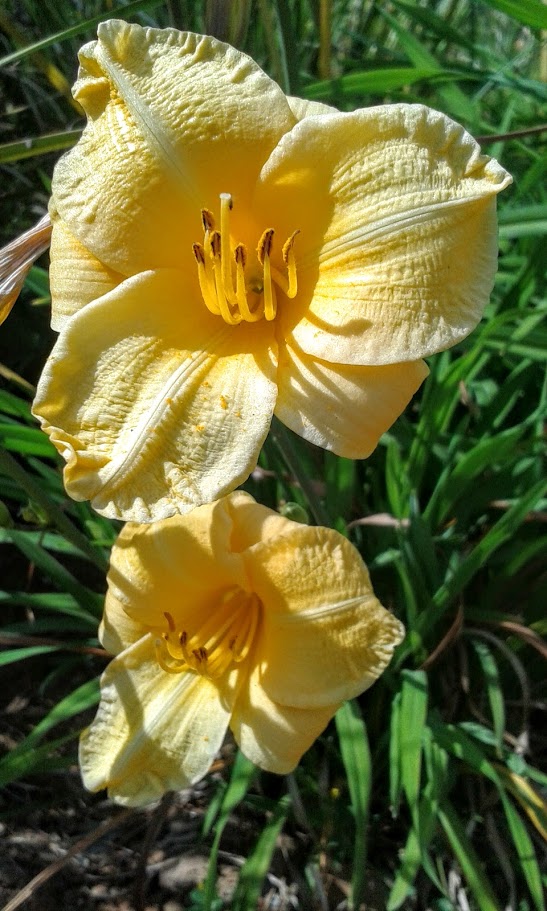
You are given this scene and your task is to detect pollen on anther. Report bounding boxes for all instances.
[192,242,205,264]
[201,209,215,232]
[257,229,274,264]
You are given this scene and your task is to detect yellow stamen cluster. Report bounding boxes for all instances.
[155,586,260,679]
[193,193,299,325]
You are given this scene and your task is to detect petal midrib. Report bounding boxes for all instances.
[308,193,490,269]
[96,324,230,495]
[97,40,201,206]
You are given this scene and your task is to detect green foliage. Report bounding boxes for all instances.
[1,1,545,908]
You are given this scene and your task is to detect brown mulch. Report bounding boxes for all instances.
[0,769,306,911]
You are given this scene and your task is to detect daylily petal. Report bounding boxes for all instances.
[48,213,123,331]
[286,96,337,119]
[225,490,296,552]
[104,500,249,633]
[275,340,429,458]
[79,635,233,806]
[53,20,296,275]
[243,526,404,708]
[33,270,277,521]
[257,104,512,365]
[99,590,145,655]
[231,661,339,773]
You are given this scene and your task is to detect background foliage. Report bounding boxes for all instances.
[0,1,546,909]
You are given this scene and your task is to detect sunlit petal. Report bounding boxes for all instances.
[225,490,296,551]
[33,270,277,521]
[105,500,249,633]
[286,96,337,119]
[231,661,339,773]
[48,213,123,331]
[258,104,512,365]
[275,340,429,458]
[53,20,295,275]
[79,635,234,806]
[244,526,405,708]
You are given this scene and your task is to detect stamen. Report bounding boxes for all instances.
[164,611,175,633]
[257,229,276,321]
[194,198,299,325]
[193,243,220,315]
[210,231,242,326]
[201,208,215,233]
[219,193,238,307]
[282,230,300,298]
[235,245,263,322]
[156,588,260,680]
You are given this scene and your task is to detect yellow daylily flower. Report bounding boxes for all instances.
[0,214,52,326]
[33,21,511,521]
[80,491,404,807]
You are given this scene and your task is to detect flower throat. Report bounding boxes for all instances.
[193,193,299,325]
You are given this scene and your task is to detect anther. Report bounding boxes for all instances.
[201,208,215,233]
[164,611,175,632]
[257,229,274,265]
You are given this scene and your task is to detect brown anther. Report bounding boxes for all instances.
[257,229,274,265]
[210,231,221,258]
[282,230,300,263]
[164,611,176,632]
[201,208,215,232]
[229,636,237,651]
[193,646,208,663]
[192,243,205,264]
[180,630,187,647]
[234,244,247,267]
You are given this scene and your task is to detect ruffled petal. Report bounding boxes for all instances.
[104,500,249,634]
[79,635,233,806]
[49,213,123,331]
[275,340,428,458]
[52,20,295,276]
[286,96,337,119]
[257,104,511,365]
[231,662,339,773]
[225,490,296,552]
[243,526,404,708]
[33,270,277,521]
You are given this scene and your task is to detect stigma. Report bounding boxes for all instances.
[155,587,260,680]
[193,193,299,325]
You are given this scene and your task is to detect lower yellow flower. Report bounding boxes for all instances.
[80,492,404,807]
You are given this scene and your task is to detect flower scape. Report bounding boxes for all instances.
[31,19,511,523]
[12,20,512,805]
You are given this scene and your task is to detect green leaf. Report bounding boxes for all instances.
[0,0,166,67]
[480,0,547,29]
[335,700,371,910]
[470,639,505,754]
[500,791,545,911]
[438,800,502,911]
[0,678,99,787]
[0,645,59,666]
[231,794,291,911]
[399,671,428,824]
[202,751,257,910]
[0,130,81,163]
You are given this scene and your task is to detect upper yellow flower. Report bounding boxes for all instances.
[33,21,511,521]
[79,491,404,807]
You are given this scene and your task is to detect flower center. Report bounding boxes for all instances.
[155,586,260,679]
[192,193,299,326]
